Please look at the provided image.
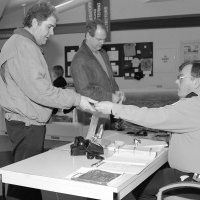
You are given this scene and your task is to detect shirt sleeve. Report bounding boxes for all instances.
[112,98,200,133]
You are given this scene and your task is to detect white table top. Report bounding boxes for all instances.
[0,131,168,200]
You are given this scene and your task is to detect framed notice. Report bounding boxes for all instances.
[180,40,200,63]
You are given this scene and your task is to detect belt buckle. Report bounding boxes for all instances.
[192,173,200,182]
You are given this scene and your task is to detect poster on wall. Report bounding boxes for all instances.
[180,40,200,63]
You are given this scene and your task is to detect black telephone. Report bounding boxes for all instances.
[74,136,88,148]
[70,136,89,156]
[70,136,104,159]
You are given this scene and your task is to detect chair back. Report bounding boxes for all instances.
[157,182,200,200]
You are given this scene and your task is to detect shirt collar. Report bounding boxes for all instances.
[14,28,44,54]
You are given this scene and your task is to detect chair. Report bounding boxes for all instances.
[157,182,200,200]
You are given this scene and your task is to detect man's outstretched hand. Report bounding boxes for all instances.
[79,96,98,112]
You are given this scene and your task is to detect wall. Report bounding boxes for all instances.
[1,0,200,92]
[43,26,200,92]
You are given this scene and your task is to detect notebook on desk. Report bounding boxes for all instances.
[67,167,122,185]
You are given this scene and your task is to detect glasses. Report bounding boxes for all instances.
[177,74,193,81]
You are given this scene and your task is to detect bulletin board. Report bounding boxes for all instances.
[65,42,153,80]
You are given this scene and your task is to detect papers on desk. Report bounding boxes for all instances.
[97,149,157,174]
[135,138,168,149]
[102,138,168,175]
[105,150,156,164]
[97,162,147,175]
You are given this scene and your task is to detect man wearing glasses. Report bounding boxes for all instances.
[71,19,124,127]
[95,60,200,199]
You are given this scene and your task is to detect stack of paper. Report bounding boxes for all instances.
[97,149,157,174]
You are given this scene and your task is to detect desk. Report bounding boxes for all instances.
[0,132,168,200]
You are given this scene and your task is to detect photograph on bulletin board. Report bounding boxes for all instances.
[122,42,153,80]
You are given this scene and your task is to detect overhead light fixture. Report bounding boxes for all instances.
[55,0,92,13]
[136,0,176,3]
[136,0,152,2]
[55,0,73,9]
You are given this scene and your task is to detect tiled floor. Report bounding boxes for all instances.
[0,135,135,200]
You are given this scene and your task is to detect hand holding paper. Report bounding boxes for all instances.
[95,101,114,115]
[115,91,126,104]
[79,96,98,112]
[112,91,125,104]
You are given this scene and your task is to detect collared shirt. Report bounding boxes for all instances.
[92,50,109,76]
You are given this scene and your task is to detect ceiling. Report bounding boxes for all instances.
[0,0,178,20]
[0,0,92,19]
[145,0,176,2]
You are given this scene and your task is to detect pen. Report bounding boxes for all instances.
[96,161,104,167]
[91,160,103,167]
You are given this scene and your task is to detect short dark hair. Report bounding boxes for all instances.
[23,2,57,28]
[53,65,64,77]
[179,60,200,78]
[85,19,107,37]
